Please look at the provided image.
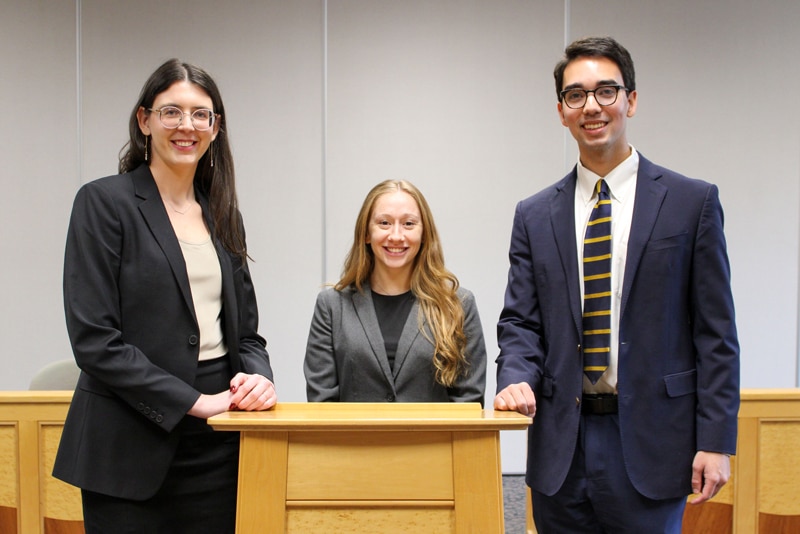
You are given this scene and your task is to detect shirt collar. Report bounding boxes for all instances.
[577,146,639,205]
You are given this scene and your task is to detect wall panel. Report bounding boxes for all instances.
[1,0,799,474]
[0,0,78,390]
[79,0,325,400]
[567,0,800,387]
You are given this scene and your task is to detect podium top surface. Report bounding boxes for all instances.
[207,402,532,432]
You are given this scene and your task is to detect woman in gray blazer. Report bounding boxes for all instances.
[304,180,486,404]
[54,60,276,533]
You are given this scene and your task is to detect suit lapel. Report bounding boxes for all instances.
[551,172,583,336]
[621,156,667,319]
[392,300,422,378]
[131,165,195,320]
[352,286,395,386]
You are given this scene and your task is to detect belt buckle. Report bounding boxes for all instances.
[581,393,618,415]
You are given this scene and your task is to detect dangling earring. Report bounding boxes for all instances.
[209,143,214,168]
[144,136,149,162]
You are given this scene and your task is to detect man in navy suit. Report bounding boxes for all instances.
[493,37,739,533]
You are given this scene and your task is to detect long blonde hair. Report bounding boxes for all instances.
[336,180,468,386]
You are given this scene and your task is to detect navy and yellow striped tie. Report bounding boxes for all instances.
[582,179,612,384]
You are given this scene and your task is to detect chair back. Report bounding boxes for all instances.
[29,359,80,390]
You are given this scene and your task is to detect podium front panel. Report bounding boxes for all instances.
[213,403,532,534]
[287,430,453,500]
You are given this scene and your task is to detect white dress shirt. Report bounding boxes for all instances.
[575,147,639,394]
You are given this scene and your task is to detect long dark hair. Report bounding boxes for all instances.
[119,59,246,262]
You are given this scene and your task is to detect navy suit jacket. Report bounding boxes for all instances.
[53,164,273,500]
[496,155,739,500]
[305,283,487,404]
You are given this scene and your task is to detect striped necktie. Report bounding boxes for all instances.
[582,179,612,384]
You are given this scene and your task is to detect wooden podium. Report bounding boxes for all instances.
[208,402,531,534]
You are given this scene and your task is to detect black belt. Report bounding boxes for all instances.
[581,393,618,415]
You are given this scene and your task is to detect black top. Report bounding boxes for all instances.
[371,290,415,370]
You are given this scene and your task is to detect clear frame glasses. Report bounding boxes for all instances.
[147,106,217,131]
[560,85,628,109]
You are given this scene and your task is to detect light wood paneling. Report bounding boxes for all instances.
[0,424,18,508]
[287,431,453,500]
[735,389,800,533]
[0,392,81,534]
[759,422,800,515]
[210,402,531,533]
[0,423,18,533]
[452,431,504,532]
[287,506,453,533]
[6,391,800,533]
[41,425,82,521]
[237,432,288,533]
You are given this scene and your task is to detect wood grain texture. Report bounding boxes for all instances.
[209,402,531,432]
[0,425,17,508]
[452,431,504,533]
[286,430,453,500]
[287,506,453,533]
[0,393,79,534]
[43,517,85,534]
[0,506,17,534]
[759,513,800,533]
[681,502,732,533]
[218,403,530,533]
[41,425,82,520]
[759,421,800,515]
[236,431,288,533]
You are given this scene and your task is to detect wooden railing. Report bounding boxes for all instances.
[727,388,800,533]
[3,389,800,533]
[0,392,82,534]
[526,388,800,534]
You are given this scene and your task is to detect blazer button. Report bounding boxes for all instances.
[156,415,164,423]
[137,402,145,411]
[386,394,395,402]
[188,335,199,346]
[143,406,151,415]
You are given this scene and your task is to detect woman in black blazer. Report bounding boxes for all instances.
[304,180,487,404]
[53,59,276,533]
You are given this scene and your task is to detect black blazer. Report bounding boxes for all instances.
[53,164,272,500]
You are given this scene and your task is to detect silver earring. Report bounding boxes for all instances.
[144,136,149,162]
[209,143,214,167]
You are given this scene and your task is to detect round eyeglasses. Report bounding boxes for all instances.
[559,85,628,109]
[147,106,217,131]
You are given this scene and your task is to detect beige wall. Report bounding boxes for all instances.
[1,0,799,472]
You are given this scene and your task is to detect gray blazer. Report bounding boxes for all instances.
[304,283,487,405]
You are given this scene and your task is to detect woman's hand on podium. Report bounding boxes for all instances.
[229,373,277,412]
[187,373,277,418]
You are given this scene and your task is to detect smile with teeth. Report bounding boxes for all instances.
[173,140,196,147]
[583,122,606,130]
[385,247,406,253]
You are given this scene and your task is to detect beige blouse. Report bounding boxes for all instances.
[179,237,228,361]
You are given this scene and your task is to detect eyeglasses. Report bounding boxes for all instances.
[147,106,217,131]
[559,85,628,109]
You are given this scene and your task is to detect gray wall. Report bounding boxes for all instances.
[2,0,798,473]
